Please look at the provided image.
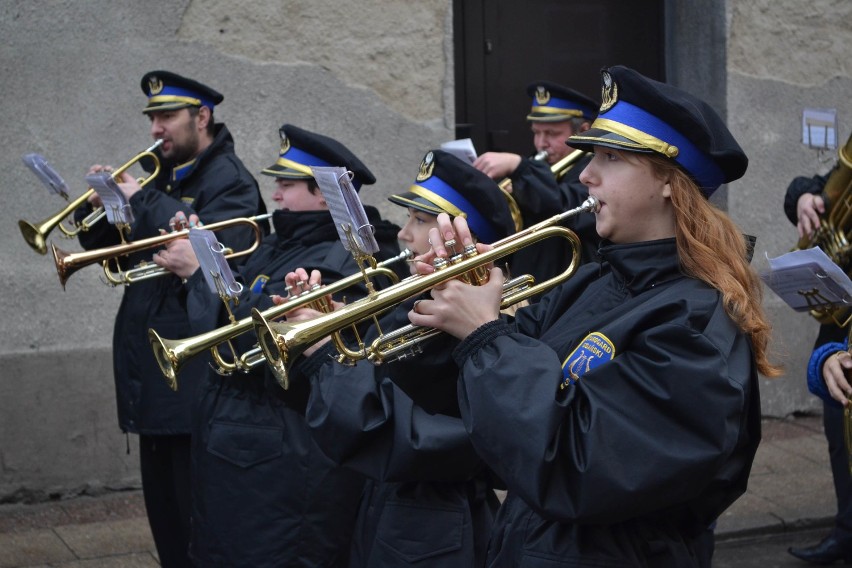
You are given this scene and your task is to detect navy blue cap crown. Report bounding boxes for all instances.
[388,150,514,243]
[261,124,376,190]
[140,71,223,114]
[568,65,748,196]
[526,81,599,122]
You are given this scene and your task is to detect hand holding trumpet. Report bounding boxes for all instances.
[408,213,504,341]
[86,164,143,206]
[151,212,202,279]
[271,268,342,358]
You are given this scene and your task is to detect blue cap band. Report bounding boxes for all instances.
[603,100,725,191]
[416,175,498,243]
[156,85,217,109]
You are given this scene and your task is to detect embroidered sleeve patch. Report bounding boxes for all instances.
[560,332,615,390]
[250,275,270,294]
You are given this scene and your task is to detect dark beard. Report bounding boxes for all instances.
[163,118,201,165]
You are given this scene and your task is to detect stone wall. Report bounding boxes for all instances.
[2,0,852,499]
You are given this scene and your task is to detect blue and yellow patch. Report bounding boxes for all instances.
[250,274,270,294]
[559,332,615,390]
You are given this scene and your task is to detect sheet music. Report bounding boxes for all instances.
[188,228,242,301]
[760,247,852,311]
[22,153,70,199]
[310,166,379,255]
[84,173,134,225]
[440,138,478,164]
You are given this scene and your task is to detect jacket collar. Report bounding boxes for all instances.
[598,238,684,295]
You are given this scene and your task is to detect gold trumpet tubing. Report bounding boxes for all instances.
[17,140,164,254]
[368,273,536,364]
[150,258,406,390]
[52,212,269,289]
[253,197,599,390]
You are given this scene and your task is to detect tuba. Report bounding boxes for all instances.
[18,140,163,255]
[795,131,852,325]
[252,197,599,389]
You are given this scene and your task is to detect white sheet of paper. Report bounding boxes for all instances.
[440,138,478,164]
[760,247,852,311]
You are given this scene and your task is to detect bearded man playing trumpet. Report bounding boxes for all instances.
[72,71,266,568]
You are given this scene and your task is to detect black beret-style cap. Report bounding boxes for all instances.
[526,81,599,122]
[568,65,748,195]
[140,70,224,114]
[388,149,515,243]
[261,124,376,190]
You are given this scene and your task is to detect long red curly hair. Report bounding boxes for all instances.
[646,154,782,378]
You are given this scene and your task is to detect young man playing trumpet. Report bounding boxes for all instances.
[153,124,403,567]
[74,70,266,567]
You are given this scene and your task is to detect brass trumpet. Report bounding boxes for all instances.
[253,196,600,389]
[18,140,163,255]
[149,248,411,390]
[52,213,271,289]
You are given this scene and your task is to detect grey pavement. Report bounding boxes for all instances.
[0,414,836,567]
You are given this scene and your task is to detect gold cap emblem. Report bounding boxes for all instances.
[599,71,618,113]
[534,86,551,106]
[416,151,435,182]
[279,134,291,155]
[147,76,164,96]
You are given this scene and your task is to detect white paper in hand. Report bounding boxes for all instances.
[310,166,379,255]
[22,153,70,199]
[84,172,134,225]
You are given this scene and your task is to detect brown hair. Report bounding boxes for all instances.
[647,154,782,378]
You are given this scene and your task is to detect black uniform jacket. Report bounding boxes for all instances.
[76,124,265,434]
[450,238,761,567]
[508,155,601,288]
[185,207,402,568]
[296,302,499,567]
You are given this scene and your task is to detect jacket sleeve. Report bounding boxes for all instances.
[455,302,756,524]
[808,338,848,407]
[304,356,483,483]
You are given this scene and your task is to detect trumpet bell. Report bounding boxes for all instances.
[19,219,48,255]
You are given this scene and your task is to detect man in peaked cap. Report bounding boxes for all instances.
[153,124,404,567]
[473,81,603,293]
[74,70,266,567]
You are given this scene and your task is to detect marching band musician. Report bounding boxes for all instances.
[281,149,515,567]
[74,70,266,567]
[785,165,852,564]
[152,124,403,567]
[402,65,781,567]
[473,81,603,281]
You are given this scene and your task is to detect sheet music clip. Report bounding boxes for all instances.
[760,247,852,326]
[439,138,478,164]
[22,153,70,200]
[310,165,382,295]
[188,228,243,323]
[84,172,134,238]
